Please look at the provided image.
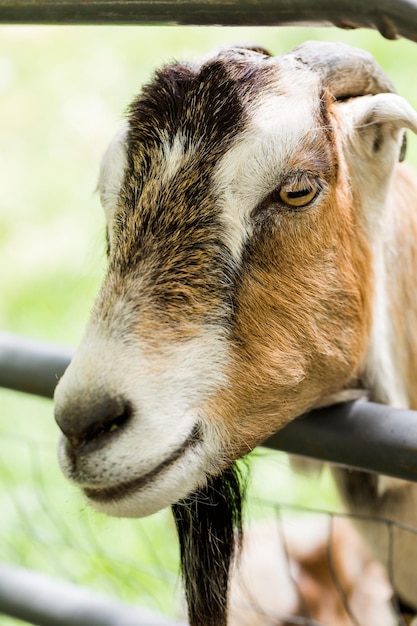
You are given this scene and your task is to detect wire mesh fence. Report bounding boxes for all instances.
[230,502,417,626]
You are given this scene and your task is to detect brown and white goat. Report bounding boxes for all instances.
[54,41,417,625]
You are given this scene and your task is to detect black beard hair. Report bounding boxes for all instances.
[171,463,245,626]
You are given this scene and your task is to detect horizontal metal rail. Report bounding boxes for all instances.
[0,0,416,43]
[266,401,417,482]
[0,332,73,398]
[0,562,186,626]
[2,333,417,482]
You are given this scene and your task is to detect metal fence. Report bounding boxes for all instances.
[0,0,415,41]
[2,1,417,624]
[0,562,186,626]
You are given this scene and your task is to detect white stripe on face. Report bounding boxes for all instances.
[212,70,320,263]
[160,132,189,180]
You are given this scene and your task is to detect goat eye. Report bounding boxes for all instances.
[276,177,319,208]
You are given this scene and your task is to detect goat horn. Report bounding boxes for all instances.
[287,41,395,100]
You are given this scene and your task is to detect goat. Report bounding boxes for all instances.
[54,41,417,625]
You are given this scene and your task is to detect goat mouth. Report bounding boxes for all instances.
[83,424,202,504]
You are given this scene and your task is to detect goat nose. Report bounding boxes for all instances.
[54,395,131,448]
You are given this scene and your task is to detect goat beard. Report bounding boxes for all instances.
[172,463,245,626]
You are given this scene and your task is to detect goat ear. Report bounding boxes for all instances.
[340,93,417,165]
[353,93,417,135]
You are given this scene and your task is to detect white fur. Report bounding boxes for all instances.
[160,133,190,180]
[54,316,229,517]
[366,247,410,409]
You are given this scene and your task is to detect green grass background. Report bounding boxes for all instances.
[1,24,417,623]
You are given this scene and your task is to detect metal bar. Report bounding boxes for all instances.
[0,562,185,626]
[0,332,72,398]
[0,0,416,42]
[265,400,417,482]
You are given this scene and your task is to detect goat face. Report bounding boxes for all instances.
[54,42,416,518]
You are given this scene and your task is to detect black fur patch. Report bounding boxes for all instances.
[127,59,245,158]
[107,56,265,322]
[172,464,245,626]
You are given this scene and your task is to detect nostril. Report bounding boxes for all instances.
[55,395,132,449]
[83,403,132,445]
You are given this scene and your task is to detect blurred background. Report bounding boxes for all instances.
[1,24,416,624]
